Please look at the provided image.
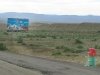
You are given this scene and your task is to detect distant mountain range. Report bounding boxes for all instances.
[0,12,100,24]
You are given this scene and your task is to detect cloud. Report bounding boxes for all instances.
[0,0,100,15]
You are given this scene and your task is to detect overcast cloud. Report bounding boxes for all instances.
[0,0,100,15]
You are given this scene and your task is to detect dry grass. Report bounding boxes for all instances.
[0,23,100,65]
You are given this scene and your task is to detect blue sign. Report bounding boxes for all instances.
[7,18,29,31]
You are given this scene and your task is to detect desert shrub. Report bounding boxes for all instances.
[65,54,71,56]
[0,43,7,51]
[56,46,75,53]
[74,49,83,53]
[51,35,57,39]
[29,44,42,49]
[72,49,85,53]
[3,32,8,35]
[17,36,23,43]
[39,35,47,38]
[21,42,26,45]
[29,44,41,47]
[65,54,79,57]
[55,46,65,49]
[75,39,83,44]
[92,38,97,41]
[52,50,62,56]
[59,36,63,39]
[77,45,84,49]
[33,35,47,38]
[97,31,100,33]
[95,45,100,49]
[63,47,73,52]
[26,34,33,38]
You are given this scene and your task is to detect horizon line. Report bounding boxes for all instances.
[0,12,100,16]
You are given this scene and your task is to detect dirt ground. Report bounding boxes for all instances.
[0,60,42,75]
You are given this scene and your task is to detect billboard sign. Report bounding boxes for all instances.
[7,18,29,31]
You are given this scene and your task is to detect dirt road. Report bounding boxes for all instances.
[0,60,42,75]
[0,51,99,75]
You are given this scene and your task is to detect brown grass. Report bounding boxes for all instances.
[1,23,100,65]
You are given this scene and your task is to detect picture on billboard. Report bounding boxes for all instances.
[7,18,29,31]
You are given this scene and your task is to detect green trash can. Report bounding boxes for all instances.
[88,56,96,67]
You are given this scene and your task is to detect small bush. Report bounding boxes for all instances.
[21,42,26,45]
[56,46,75,53]
[65,54,79,57]
[63,47,73,52]
[0,43,7,51]
[77,45,84,49]
[29,44,41,47]
[59,36,63,39]
[51,36,57,39]
[3,32,8,35]
[73,49,85,53]
[17,36,23,43]
[52,50,62,56]
[39,35,47,38]
[92,39,97,41]
[95,45,100,49]
[33,35,47,38]
[74,50,82,53]
[75,39,83,44]
[65,54,71,56]
[55,46,64,49]
[26,34,33,38]
[29,44,42,49]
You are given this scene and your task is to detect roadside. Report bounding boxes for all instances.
[0,60,42,75]
[0,51,99,75]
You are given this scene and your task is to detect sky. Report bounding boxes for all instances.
[0,0,100,15]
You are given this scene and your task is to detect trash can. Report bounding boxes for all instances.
[85,48,96,67]
[88,56,96,66]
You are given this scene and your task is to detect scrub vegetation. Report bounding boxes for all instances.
[0,23,100,65]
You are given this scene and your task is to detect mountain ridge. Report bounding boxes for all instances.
[0,12,100,23]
